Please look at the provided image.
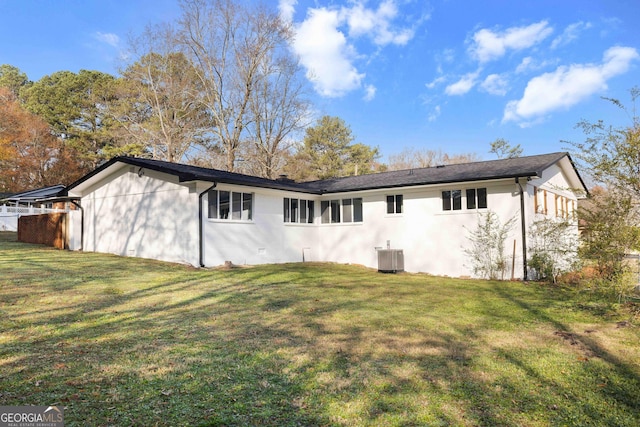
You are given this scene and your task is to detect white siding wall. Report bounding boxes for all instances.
[80,167,199,265]
[201,179,527,277]
[72,160,581,279]
[202,186,320,266]
[316,181,524,277]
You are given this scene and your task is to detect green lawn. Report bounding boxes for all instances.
[1,231,639,426]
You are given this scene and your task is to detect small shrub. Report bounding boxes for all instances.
[527,217,580,283]
[464,211,516,280]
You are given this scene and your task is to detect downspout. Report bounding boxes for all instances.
[516,178,528,281]
[198,182,217,267]
[71,200,83,251]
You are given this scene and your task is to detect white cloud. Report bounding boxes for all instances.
[278,0,297,23]
[551,21,592,49]
[425,75,446,89]
[342,0,415,46]
[293,7,364,97]
[445,71,480,96]
[363,84,376,101]
[515,56,533,73]
[442,48,455,63]
[286,0,420,97]
[94,32,120,48]
[428,105,441,122]
[469,21,553,63]
[515,56,555,74]
[503,46,639,125]
[481,74,509,96]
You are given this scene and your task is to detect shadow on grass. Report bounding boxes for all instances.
[490,282,640,424]
[1,244,639,426]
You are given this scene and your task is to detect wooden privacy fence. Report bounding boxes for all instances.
[18,213,68,249]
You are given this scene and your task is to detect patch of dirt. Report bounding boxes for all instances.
[553,330,598,360]
[553,331,579,345]
[616,321,631,328]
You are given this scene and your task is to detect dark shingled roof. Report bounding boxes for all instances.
[66,156,316,194]
[1,185,66,202]
[67,152,583,195]
[300,152,573,193]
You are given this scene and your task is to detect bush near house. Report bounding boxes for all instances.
[1,235,639,426]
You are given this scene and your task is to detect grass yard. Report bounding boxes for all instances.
[1,231,639,426]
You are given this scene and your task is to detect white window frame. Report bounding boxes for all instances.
[284,198,315,224]
[320,198,363,224]
[386,194,403,215]
[208,190,253,222]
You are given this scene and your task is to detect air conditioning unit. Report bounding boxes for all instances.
[377,249,404,273]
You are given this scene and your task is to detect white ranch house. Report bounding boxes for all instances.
[62,152,587,279]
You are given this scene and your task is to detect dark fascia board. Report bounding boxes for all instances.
[304,152,576,194]
[64,152,587,196]
[65,156,319,195]
[64,156,219,192]
[310,172,539,194]
[64,157,124,192]
[559,153,590,196]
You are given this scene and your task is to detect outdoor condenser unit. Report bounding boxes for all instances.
[377,249,404,273]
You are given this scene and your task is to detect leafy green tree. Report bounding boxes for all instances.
[567,87,640,295]
[569,87,640,198]
[578,188,640,285]
[286,116,380,181]
[20,70,121,169]
[490,138,523,159]
[0,64,30,97]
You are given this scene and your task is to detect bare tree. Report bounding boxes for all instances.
[176,0,308,173]
[114,23,209,162]
[387,147,480,170]
[245,54,310,178]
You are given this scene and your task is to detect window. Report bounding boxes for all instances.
[353,198,363,222]
[330,200,341,223]
[444,188,486,211]
[466,188,487,209]
[321,201,330,223]
[242,193,252,220]
[291,198,299,223]
[208,190,252,221]
[219,190,230,219]
[300,199,314,223]
[284,198,315,223]
[283,198,290,222]
[321,198,363,224]
[343,199,352,223]
[386,195,403,214]
[442,190,462,211]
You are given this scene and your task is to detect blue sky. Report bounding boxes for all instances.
[1,0,638,162]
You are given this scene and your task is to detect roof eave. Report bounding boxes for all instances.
[317,172,540,194]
